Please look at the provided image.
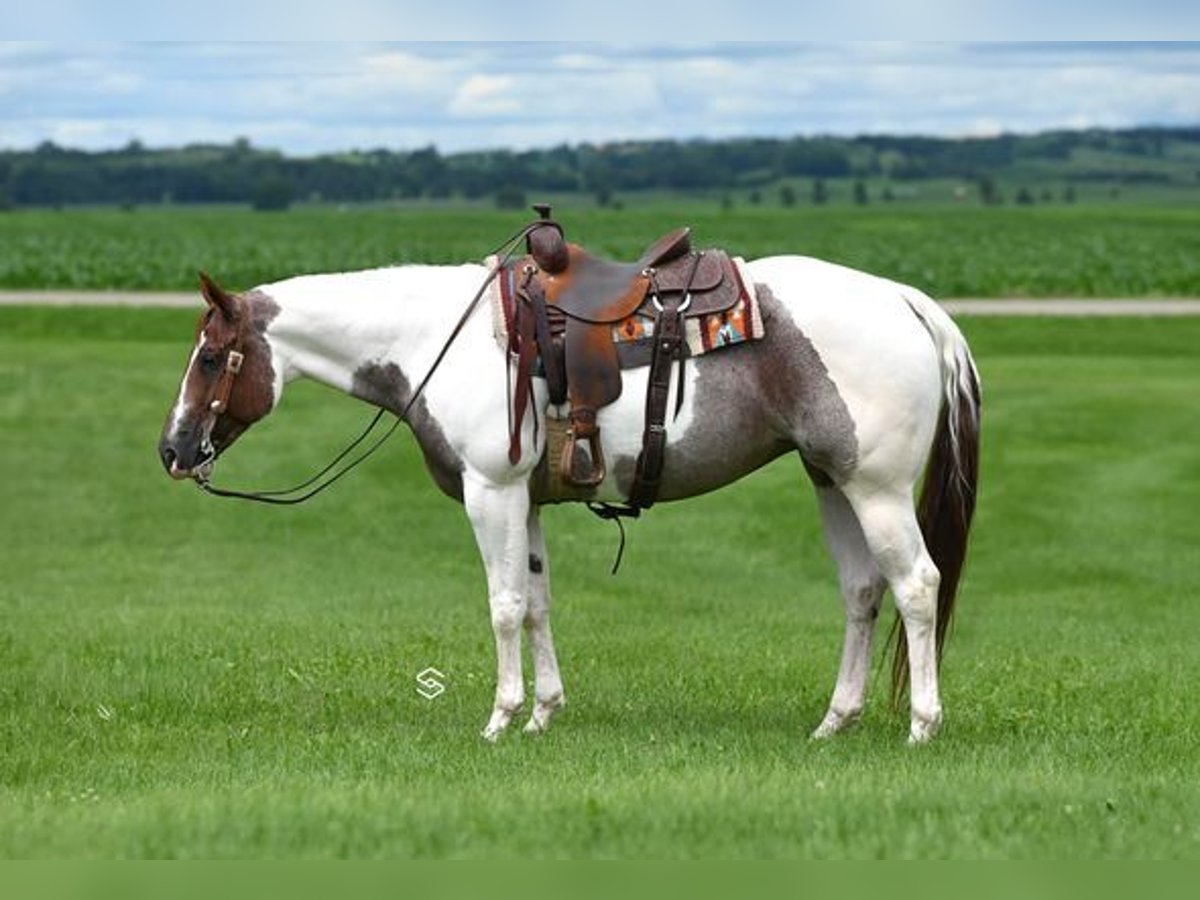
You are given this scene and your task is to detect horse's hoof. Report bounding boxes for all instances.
[810,708,860,740]
[522,696,565,734]
[482,707,515,741]
[907,711,942,745]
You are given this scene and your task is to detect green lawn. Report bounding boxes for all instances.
[2,202,1199,297]
[1,308,1197,857]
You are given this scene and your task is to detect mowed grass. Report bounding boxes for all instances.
[1,307,1198,858]
[2,202,1200,297]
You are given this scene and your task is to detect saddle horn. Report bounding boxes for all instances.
[527,203,569,274]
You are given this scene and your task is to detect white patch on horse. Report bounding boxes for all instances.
[166,332,206,439]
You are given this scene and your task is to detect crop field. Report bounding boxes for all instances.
[1,302,1198,857]
[1,202,1200,297]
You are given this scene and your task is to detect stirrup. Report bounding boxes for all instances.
[560,410,606,488]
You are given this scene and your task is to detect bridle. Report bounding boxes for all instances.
[207,348,244,418]
[193,219,546,506]
[188,317,247,469]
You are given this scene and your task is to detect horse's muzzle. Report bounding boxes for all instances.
[159,435,215,481]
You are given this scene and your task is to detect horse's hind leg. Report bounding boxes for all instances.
[522,508,565,734]
[811,484,887,740]
[843,484,943,744]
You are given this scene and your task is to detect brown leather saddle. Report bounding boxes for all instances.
[505,206,746,510]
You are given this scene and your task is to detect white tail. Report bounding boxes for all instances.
[902,289,981,481]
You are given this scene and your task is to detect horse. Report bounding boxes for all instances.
[157,249,981,745]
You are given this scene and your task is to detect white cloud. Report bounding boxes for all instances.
[449,74,520,117]
[1,43,1198,153]
[361,48,461,85]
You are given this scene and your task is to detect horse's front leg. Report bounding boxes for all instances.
[523,507,565,733]
[463,475,531,741]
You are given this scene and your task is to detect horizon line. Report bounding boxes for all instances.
[6,120,1198,158]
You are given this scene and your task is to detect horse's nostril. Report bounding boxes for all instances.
[160,445,178,473]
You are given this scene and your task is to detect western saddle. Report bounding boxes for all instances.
[505,206,746,511]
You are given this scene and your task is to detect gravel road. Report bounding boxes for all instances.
[3,291,1200,316]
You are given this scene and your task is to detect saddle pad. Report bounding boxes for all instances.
[489,255,764,365]
[610,258,764,367]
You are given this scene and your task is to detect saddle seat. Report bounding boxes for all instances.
[543,227,692,323]
[536,227,736,324]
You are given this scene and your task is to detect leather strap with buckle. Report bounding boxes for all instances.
[208,349,244,416]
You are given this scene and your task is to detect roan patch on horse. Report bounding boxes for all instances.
[158,212,980,744]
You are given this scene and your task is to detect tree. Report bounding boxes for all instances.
[882,185,895,203]
[779,184,797,207]
[1015,187,1035,205]
[252,176,294,211]
[978,175,1000,205]
[1062,185,1077,203]
[494,184,526,209]
[853,180,869,205]
[778,139,851,177]
[407,145,448,197]
[811,178,829,205]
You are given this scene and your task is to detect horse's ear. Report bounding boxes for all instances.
[198,271,239,322]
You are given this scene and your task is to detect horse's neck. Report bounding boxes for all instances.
[264,265,488,393]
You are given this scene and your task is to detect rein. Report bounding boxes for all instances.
[194,221,544,506]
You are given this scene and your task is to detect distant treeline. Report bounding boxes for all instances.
[1,127,1197,209]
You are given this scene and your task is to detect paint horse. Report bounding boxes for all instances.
[157,233,980,745]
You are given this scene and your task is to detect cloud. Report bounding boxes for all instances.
[1,42,1198,154]
[449,74,520,116]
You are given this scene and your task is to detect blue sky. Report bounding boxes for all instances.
[2,43,1198,155]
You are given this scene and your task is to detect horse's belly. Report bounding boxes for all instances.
[584,345,793,504]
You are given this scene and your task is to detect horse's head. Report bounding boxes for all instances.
[158,273,279,481]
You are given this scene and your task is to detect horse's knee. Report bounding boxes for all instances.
[490,591,526,635]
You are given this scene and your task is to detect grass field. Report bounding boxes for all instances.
[2,202,1200,298]
[1,306,1197,858]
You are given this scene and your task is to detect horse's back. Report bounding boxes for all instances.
[748,255,941,374]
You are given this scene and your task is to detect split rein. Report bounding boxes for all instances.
[194,222,544,506]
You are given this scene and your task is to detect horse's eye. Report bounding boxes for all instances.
[199,352,221,374]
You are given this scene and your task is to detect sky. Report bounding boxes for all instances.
[2,42,1198,156]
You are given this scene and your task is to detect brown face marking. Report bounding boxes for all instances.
[159,284,280,474]
[208,289,281,453]
[350,361,465,502]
